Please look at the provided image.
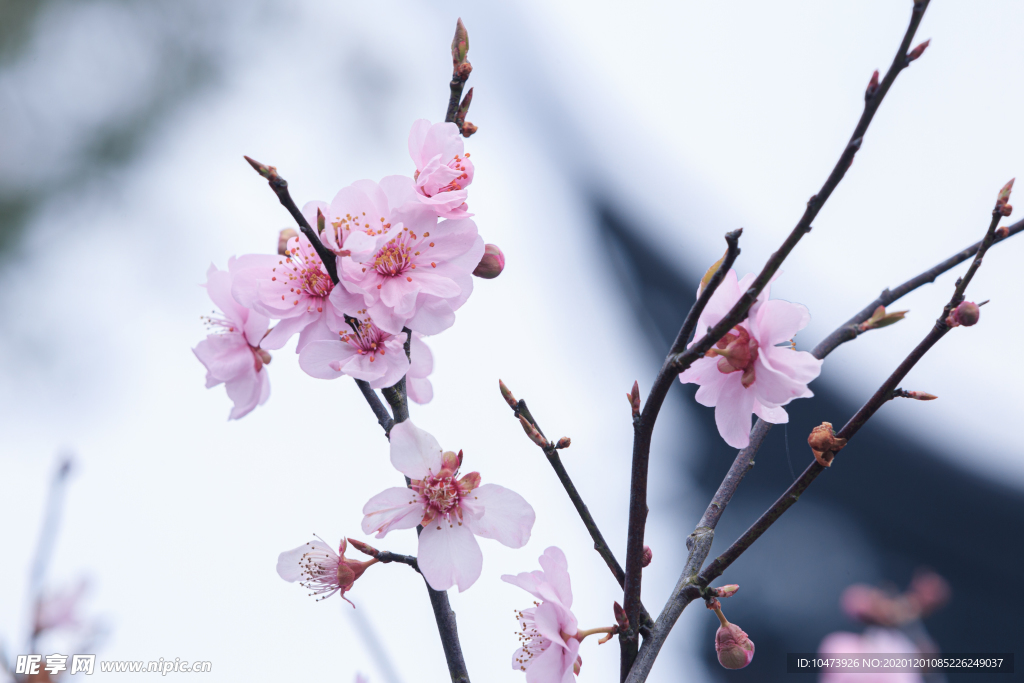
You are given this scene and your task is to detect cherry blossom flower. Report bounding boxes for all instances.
[332,204,485,335]
[34,579,89,634]
[277,537,378,607]
[678,270,822,448]
[408,119,475,218]
[231,234,343,352]
[361,420,534,592]
[297,311,409,389]
[502,547,581,682]
[193,261,271,420]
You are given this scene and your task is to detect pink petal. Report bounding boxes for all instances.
[389,420,444,479]
[404,297,456,335]
[225,369,264,420]
[753,299,811,346]
[407,376,433,404]
[752,347,820,407]
[462,484,535,549]
[276,539,337,582]
[297,340,352,380]
[361,487,424,538]
[537,547,573,609]
[525,637,579,683]
[753,401,789,424]
[193,334,252,382]
[714,378,757,449]
[417,517,483,592]
[378,174,417,208]
[260,314,313,351]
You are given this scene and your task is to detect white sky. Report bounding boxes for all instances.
[0,2,1021,682]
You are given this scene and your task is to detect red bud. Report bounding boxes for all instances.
[472,244,504,279]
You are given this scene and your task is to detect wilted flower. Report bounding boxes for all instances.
[277,537,378,607]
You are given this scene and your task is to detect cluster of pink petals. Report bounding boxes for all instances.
[408,119,475,219]
[232,234,343,352]
[298,312,409,390]
[679,270,823,448]
[193,261,271,419]
[277,537,377,607]
[502,547,581,683]
[819,629,924,683]
[361,421,535,592]
[841,570,951,627]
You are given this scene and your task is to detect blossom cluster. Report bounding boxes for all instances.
[193,120,487,419]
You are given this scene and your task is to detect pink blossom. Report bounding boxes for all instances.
[361,420,535,592]
[678,270,822,448]
[193,261,271,420]
[406,332,434,404]
[34,579,88,634]
[332,203,485,335]
[502,547,581,682]
[231,234,344,351]
[277,537,378,607]
[408,119,475,218]
[298,312,408,390]
[818,629,923,683]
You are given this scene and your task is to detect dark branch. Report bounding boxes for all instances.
[355,379,394,435]
[242,156,339,284]
[623,3,932,678]
[501,388,654,637]
[377,550,420,571]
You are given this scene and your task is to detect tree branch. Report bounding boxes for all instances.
[243,156,339,284]
[355,379,394,435]
[620,4,931,675]
[499,386,654,637]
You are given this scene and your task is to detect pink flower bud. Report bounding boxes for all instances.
[472,244,504,279]
[865,69,880,97]
[906,39,930,63]
[519,415,547,448]
[947,301,980,327]
[278,228,298,256]
[347,538,379,558]
[641,545,653,567]
[613,601,630,631]
[498,379,518,409]
[716,623,755,669]
[556,437,571,449]
[713,584,740,598]
[996,225,1010,239]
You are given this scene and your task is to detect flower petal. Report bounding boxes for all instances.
[417,517,483,592]
[389,420,444,479]
[714,376,757,449]
[462,484,535,549]
[361,487,424,538]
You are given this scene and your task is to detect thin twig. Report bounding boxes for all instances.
[501,389,654,637]
[243,156,339,284]
[620,4,931,674]
[355,379,394,435]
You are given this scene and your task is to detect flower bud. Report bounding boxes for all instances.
[865,69,880,98]
[712,584,740,598]
[906,39,930,63]
[641,545,653,568]
[716,623,756,669]
[451,18,469,67]
[996,225,1010,239]
[858,305,907,332]
[461,121,478,138]
[1000,203,1013,217]
[472,244,505,279]
[519,415,547,448]
[946,301,980,328]
[808,422,847,467]
[278,228,298,255]
[347,538,379,558]
[627,381,641,418]
[498,379,518,410]
[556,437,571,449]
[613,601,630,632]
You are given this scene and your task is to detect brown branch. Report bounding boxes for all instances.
[243,156,338,284]
[355,379,394,435]
[619,4,931,675]
[445,18,473,134]
[499,386,654,637]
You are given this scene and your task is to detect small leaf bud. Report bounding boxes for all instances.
[519,415,547,448]
[498,379,518,409]
[347,538,379,558]
[865,69,880,98]
[555,437,571,449]
[461,121,478,138]
[906,39,930,63]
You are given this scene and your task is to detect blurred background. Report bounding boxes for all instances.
[0,1,1021,681]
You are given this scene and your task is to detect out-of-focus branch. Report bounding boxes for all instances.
[243,156,338,284]
[499,383,654,637]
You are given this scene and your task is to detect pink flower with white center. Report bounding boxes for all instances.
[679,270,823,449]
[408,119,475,218]
[361,420,535,592]
[406,332,434,404]
[502,547,582,683]
[297,311,409,389]
[333,211,485,335]
[231,234,344,352]
[277,537,378,607]
[193,261,271,420]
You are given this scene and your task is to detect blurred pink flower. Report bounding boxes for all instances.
[34,579,88,634]
[231,234,343,351]
[361,421,534,592]
[298,312,408,390]
[408,119,475,218]
[841,570,951,627]
[277,537,377,607]
[502,547,581,682]
[819,629,923,683]
[193,261,271,420]
[678,270,822,448]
